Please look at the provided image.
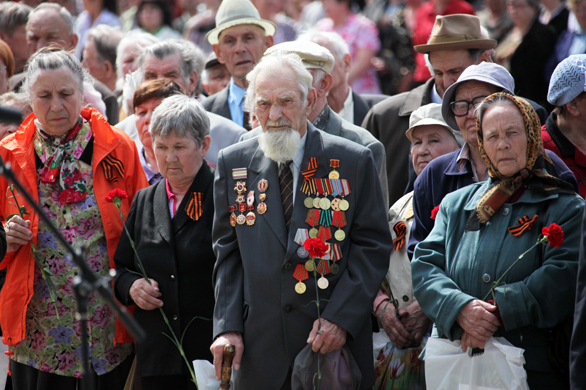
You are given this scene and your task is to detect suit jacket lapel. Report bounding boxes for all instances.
[215,87,232,119]
[284,124,328,263]
[322,106,343,137]
[248,144,288,249]
[153,180,175,249]
[352,92,369,126]
[173,162,214,234]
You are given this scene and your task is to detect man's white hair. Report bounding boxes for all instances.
[245,52,313,113]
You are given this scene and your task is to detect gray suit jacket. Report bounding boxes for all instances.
[352,92,387,127]
[213,123,392,389]
[202,85,232,120]
[240,107,389,209]
[362,78,434,206]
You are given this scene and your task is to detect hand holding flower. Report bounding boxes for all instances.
[307,318,347,354]
[5,215,32,252]
[130,278,163,310]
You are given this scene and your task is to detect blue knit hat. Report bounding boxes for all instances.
[548,54,586,106]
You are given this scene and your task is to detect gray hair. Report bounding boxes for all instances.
[87,25,124,70]
[0,2,31,36]
[137,39,205,93]
[245,53,313,113]
[150,94,210,147]
[476,94,519,130]
[116,32,159,80]
[298,30,350,60]
[310,69,326,89]
[22,49,91,100]
[28,3,74,35]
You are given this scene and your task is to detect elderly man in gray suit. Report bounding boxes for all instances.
[211,52,392,389]
[241,40,389,209]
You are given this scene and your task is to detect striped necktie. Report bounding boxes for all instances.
[279,161,293,230]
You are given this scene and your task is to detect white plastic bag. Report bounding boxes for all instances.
[425,337,529,390]
[193,359,233,390]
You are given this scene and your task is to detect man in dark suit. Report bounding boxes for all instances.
[241,40,389,208]
[210,52,391,389]
[202,0,274,128]
[298,30,388,127]
[362,14,495,205]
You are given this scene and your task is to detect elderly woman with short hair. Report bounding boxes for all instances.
[114,94,215,390]
[412,92,583,390]
[0,48,147,390]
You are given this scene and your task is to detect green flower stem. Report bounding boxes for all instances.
[7,185,60,319]
[483,235,548,301]
[312,259,322,389]
[115,203,197,386]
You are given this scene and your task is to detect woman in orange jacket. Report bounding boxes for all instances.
[0,49,148,390]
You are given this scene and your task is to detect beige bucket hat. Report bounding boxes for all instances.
[206,0,276,45]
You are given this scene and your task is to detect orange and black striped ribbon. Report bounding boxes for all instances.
[185,192,203,221]
[508,215,539,237]
[392,221,406,250]
[102,154,125,182]
[301,157,318,194]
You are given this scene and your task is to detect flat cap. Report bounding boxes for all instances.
[264,40,335,74]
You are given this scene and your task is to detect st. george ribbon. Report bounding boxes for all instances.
[0,155,146,390]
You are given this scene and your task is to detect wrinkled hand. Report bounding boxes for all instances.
[307,318,347,354]
[5,216,32,253]
[401,301,432,346]
[378,302,414,349]
[456,300,499,342]
[461,331,488,351]
[129,278,163,310]
[210,332,244,380]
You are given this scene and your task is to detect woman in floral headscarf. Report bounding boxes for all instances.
[0,48,147,390]
[412,92,583,390]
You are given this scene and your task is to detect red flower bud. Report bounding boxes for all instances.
[105,189,128,203]
[542,223,564,248]
[303,238,328,258]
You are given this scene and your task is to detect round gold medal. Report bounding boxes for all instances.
[246,212,256,226]
[295,281,306,294]
[330,263,339,275]
[236,214,246,225]
[319,197,331,210]
[304,197,314,208]
[317,275,329,289]
[335,229,345,241]
[339,199,349,211]
[328,170,340,180]
[230,212,237,227]
[309,228,319,238]
[305,260,315,272]
[330,198,340,211]
[259,193,267,201]
[313,197,321,209]
[257,202,267,215]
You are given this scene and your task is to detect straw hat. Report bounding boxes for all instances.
[414,14,496,54]
[206,0,276,45]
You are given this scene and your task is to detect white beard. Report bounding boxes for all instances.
[258,127,301,163]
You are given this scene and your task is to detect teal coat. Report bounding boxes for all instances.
[412,179,584,373]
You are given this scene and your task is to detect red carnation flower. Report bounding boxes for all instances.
[431,205,440,220]
[542,223,564,248]
[303,238,328,258]
[105,189,128,203]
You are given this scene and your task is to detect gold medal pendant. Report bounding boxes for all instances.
[305,260,315,272]
[236,214,246,225]
[330,263,339,275]
[312,197,321,209]
[329,159,340,180]
[295,281,306,294]
[335,229,345,241]
[331,198,340,211]
[309,227,319,238]
[319,197,331,210]
[304,197,314,209]
[317,275,329,289]
[259,193,267,201]
[246,212,256,226]
[257,202,267,214]
[339,199,349,211]
[230,212,237,227]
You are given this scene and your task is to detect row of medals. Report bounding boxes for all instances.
[295,167,347,294]
[230,178,268,227]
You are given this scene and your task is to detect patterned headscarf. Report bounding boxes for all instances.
[468,92,574,229]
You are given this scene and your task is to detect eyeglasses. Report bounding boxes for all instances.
[450,95,489,117]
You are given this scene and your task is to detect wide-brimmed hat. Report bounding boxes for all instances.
[264,41,335,73]
[206,0,276,45]
[441,61,514,131]
[406,103,464,146]
[414,14,496,54]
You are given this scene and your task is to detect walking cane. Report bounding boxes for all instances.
[220,344,235,389]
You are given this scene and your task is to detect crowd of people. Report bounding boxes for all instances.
[1,0,586,389]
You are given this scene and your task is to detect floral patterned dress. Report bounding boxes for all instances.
[12,121,133,377]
